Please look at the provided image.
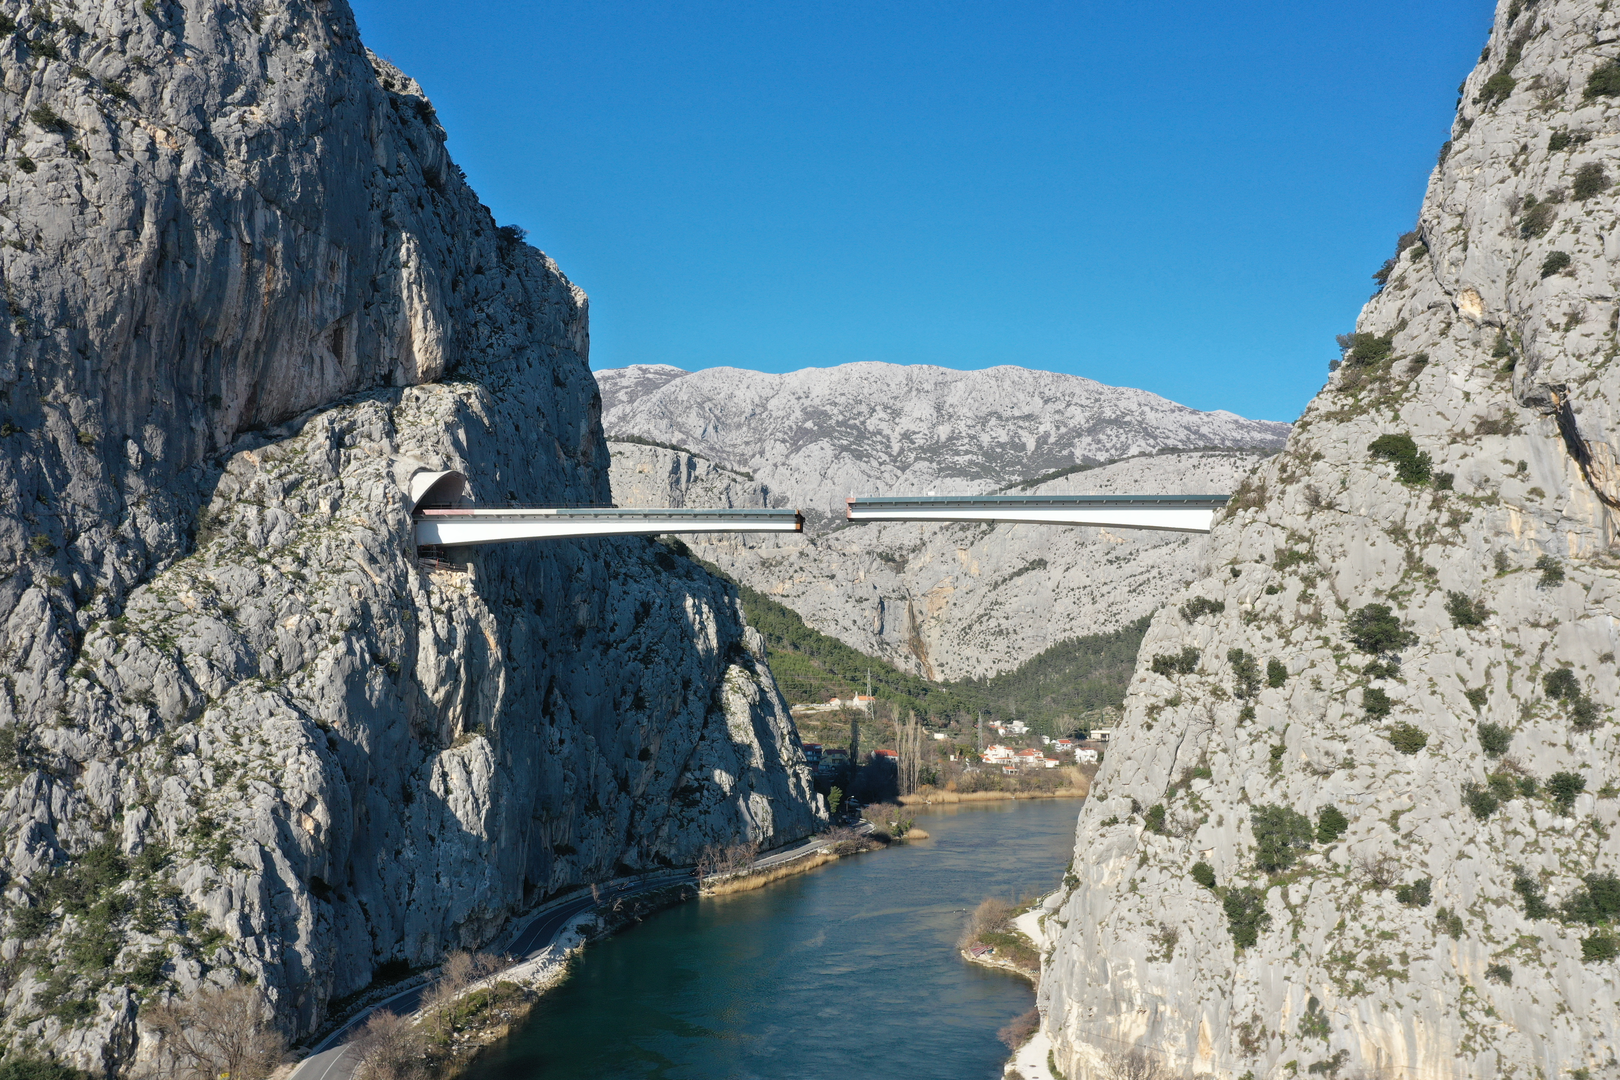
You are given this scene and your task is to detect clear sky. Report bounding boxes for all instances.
[348,1,1493,423]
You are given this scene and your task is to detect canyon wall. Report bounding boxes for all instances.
[0,1,821,1072]
[1041,2,1620,1076]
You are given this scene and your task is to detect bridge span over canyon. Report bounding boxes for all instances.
[407,469,1231,548]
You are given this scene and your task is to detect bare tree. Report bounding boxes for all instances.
[959,896,1013,948]
[350,1009,429,1080]
[143,983,285,1080]
[997,1007,1040,1050]
[420,949,501,1039]
[694,838,760,886]
[893,711,925,796]
[1355,852,1400,890]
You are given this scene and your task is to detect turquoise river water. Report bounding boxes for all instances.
[462,797,1083,1080]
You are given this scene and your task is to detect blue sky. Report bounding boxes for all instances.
[349,1,1493,423]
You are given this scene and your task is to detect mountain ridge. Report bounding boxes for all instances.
[599,361,1290,518]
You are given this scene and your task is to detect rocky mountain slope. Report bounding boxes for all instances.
[0,2,821,1073]
[602,364,1289,681]
[600,363,1290,517]
[1040,2,1620,1076]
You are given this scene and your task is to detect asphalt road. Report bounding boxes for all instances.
[286,831,840,1080]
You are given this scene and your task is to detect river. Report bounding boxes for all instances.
[462,798,1083,1080]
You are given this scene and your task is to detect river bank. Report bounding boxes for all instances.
[902,787,1087,805]
[459,799,1082,1079]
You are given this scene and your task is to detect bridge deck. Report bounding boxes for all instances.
[845,494,1229,533]
[414,507,804,547]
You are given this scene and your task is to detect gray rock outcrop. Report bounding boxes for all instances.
[0,1,821,1072]
[601,364,1290,680]
[1041,3,1620,1076]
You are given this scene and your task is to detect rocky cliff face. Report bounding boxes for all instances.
[1041,3,1620,1076]
[0,1,821,1072]
[601,364,1289,680]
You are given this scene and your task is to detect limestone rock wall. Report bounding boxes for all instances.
[0,1,821,1072]
[1041,2,1620,1076]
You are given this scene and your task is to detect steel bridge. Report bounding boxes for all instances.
[406,470,1229,549]
[843,494,1228,533]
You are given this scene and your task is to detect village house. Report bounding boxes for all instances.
[982,744,1016,764]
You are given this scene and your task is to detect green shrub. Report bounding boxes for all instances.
[1517,775,1540,798]
[28,105,67,132]
[1388,723,1429,754]
[1144,804,1166,834]
[1570,695,1601,731]
[1586,59,1620,98]
[1513,869,1553,918]
[1274,548,1313,571]
[1266,658,1287,688]
[1343,332,1394,366]
[1476,71,1516,105]
[1394,878,1432,906]
[1560,873,1620,925]
[1371,258,1396,293]
[1484,963,1512,984]
[1572,163,1609,200]
[1315,805,1348,843]
[1519,199,1556,239]
[1445,591,1488,628]
[1544,667,1580,701]
[16,154,36,173]
[1228,649,1260,698]
[1465,785,1499,820]
[1362,657,1400,680]
[1535,555,1564,588]
[1191,861,1216,889]
[1367,433,1432,484]
[1297,997,1330,1039]
[125,948,169,986]
[12,903,51,938]
[1223,887,1270,948]
[1362,687,1392,720]
[0,14,15,35]
[1466,688,1491,713]
[1548,771,1586,814]
[1150,646,1200,677]
[1180,597,1225,621]
[1487,773,1517,802]
[1251,805,1312,873]
[1345,603,1416,653]
[48,842,128,915]
[1433,470,1453,490]
[1435,907,1465,937]
[1541,251,1572,278]
[1581,933,1618,961]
